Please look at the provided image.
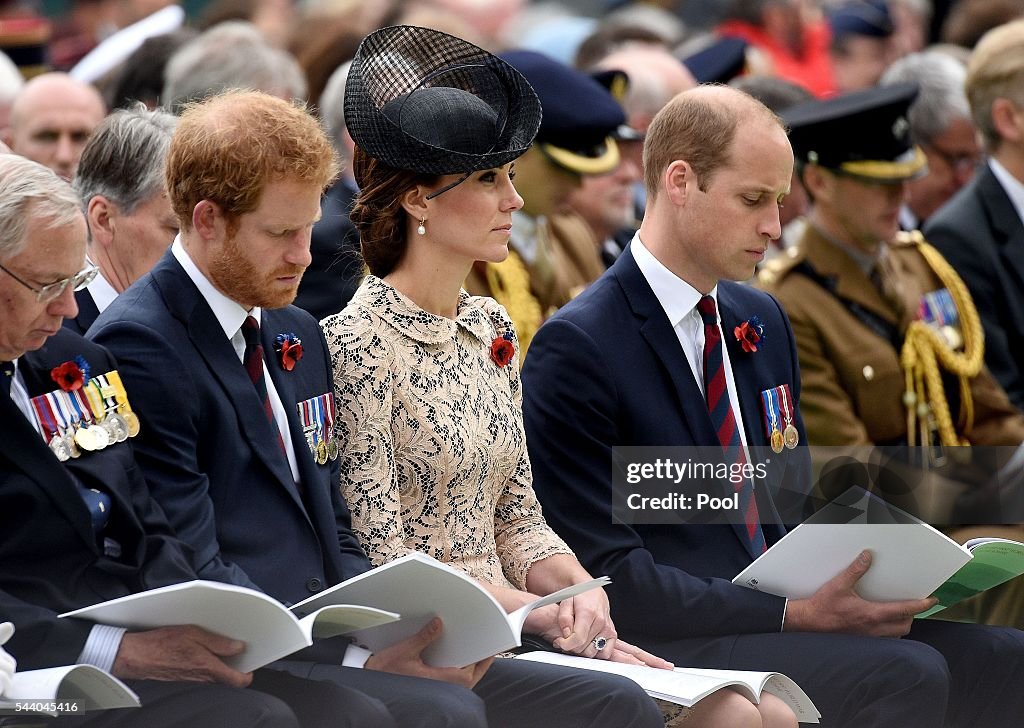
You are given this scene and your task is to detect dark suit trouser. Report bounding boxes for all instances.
[629,619,1024,728]
[285,656,664,728]
[51,668,395,728]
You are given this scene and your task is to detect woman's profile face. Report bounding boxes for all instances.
[419,162,524,265]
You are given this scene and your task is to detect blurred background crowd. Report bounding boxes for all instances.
[0,0,1001,331]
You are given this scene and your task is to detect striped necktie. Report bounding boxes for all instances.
[696,295,766,555]
[241,316,287,455]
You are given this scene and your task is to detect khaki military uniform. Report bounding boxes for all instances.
[758,225,1024,447]
[759,225,1024,629]
[464,212,604,360]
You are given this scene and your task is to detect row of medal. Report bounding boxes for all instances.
[918,288,963,350]
[760,383,799,454]
[29,370,141,462]
[298,393,339,465]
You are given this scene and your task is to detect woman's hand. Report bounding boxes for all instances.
[552,588,615,657]
[606,639,674,670]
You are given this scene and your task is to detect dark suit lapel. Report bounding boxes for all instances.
[70,289,100,335]
[4,360,98,550]
[613,250,718,444]
[261,309,322,507]
[979,167,1024,291]
[151,257,302,501]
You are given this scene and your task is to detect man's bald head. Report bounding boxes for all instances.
[593,45,696,133]
[5,73,106,181]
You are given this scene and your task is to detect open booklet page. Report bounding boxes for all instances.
[0,665,140,716]
[61,580,398,672]
[515,652,819,723]
[732,488,971,602]
[294,552,610,667]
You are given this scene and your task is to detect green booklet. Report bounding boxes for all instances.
[919,538,1024,618]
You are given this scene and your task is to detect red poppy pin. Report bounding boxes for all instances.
[274,333,303,371]
[734,316,765,353]
[490,332,515,368]
[50,355,90,391]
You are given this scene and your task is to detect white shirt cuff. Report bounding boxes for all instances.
[77,625,127,672]
[341,644,372,669]
[780,599,789,632]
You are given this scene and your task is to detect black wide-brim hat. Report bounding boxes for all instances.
[345,25,543,176]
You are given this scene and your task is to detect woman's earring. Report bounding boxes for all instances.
[417,219,426,236]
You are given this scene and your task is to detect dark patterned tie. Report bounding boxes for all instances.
[696,295,766,555]
[241,316,287,455]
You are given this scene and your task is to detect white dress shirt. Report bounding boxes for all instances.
[85,267,119,314]
[171,238,301,483]
[631,235,750,445]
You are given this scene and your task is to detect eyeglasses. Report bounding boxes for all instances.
[924,143,981,176]
[0,261,99,303]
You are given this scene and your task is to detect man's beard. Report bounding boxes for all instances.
[207,232,305,309]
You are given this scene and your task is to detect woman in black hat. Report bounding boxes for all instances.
[323,25,796,728]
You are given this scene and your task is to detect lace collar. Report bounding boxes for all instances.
[355,275,495,346]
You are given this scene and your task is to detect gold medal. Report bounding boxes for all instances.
[784,423,799,449]
[778,384,799,449]
[316,439,329,465]
[123,411,141,437]
[770,427,784,454]
[74,425,96,451]
[327,438,339,461]
[80,424,108,451]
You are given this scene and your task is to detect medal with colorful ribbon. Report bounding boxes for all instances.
[47,390,81,458]
[312,396,328,465]
[65,388,109,451]
[324,393,339,461]
[760,387,784,454]
[30,392,71,461]
[100,371,140,438]
[298,397,323,464]
[778,383,799,449]
[91,373,129,442]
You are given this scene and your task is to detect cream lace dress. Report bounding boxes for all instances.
[322,276,690,725]
[323,275,573,588]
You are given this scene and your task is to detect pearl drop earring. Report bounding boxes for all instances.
[417,219,426,236]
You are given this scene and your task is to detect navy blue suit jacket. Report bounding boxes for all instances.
[522,247,809,643]
[0,329,196,669]
[89,251,370,606]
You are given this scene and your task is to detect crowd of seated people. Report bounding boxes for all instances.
[4,2,1024,727]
